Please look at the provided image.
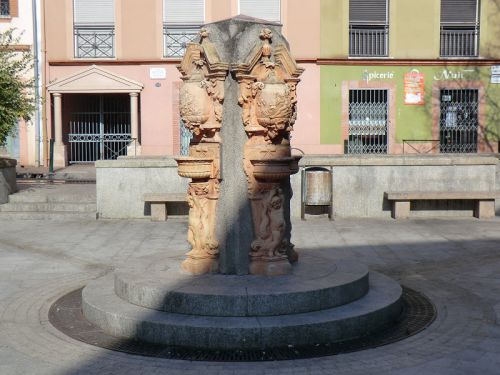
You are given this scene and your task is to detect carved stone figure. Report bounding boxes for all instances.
[251,187,287,258]
[176,29,228,274]
[233,28,304,276]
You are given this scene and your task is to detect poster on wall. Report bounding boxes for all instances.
[404,69,425,105]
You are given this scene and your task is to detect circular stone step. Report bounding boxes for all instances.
[114,255,369,316]
[82,271,402,350]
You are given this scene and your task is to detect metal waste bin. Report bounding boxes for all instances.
[301,167,333,220]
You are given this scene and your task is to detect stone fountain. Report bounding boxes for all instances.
[175,24,302,276]
[81,16,403,352]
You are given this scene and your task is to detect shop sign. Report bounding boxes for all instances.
[150,67,167,80]
[433,69,474,81]
[491,66,500,84]
[363,70,395,82]
[404,69,425,105]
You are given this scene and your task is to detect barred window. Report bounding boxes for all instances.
[439,89,478,153]
[349,0,389,57]
[348,89,388,154]
[0,0,10,16]
[163,0,204,58]
[440,0,479,57]
[73,0,115,58]
[239,0,281,22]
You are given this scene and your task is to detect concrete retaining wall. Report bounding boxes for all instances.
[293,155,499,218]
[96,155,499,219]
[96,157,188,219]
[0,158,17,204]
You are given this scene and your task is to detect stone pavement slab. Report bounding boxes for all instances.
[0,217,499,374]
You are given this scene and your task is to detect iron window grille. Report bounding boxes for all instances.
[348,89,388,154]
[68,94,131,163]
[0,0,9,16]
[74,26,115,58]
[349,25,388,57]
[179,120,192,156]
[439,89,478,153]
[163,25,200,58]
[440,25,479,57]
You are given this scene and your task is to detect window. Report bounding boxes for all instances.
[163,0,204,58]
[440,0,479,57]
[0,0,10,17]
[439,89,478,153]
[239,0,281,22]
[348,89,388,154]
[73,0,115,58]
[349,0,389,57]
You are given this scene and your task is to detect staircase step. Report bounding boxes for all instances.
[0,202,96,213]
[8,194,96,204]
[0,211,97,220]
[82,272,402,350]
[114,257,369,316]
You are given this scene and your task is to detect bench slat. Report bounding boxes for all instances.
[385,191,500,200]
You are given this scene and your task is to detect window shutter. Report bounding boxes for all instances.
[349,0,388,24]
[74,0,114,26]
[239,0,281,22]
[441,0,478,24]
[164,0,204,25]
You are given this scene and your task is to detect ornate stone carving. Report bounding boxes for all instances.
[250,187,288,258]
[176,30,228,274]
[234,28,304,276]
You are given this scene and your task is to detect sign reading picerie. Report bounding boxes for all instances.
[404,69,425,105]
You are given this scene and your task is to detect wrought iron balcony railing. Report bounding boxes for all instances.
[0,0,10,16]
[440,26,479,57]
[74,27,115,58]
[163,26,200,58]
[349,25,389,57]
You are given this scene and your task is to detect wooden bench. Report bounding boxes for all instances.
[385,191,500,219]
[143,193,187,221]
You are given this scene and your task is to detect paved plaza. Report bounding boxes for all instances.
[0,216,499,374]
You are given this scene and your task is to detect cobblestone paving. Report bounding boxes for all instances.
[0,217,499,374]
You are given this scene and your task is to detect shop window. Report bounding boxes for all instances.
[348,89,388,154]
[439,89,478,153]
[163,0,204,58]
[239,0,281,22]
[440,0,479,57]
[349,0,389,57]
[73,0,115,58]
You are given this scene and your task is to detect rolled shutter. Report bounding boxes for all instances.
[349,0,388,24]
[441,0,478,24]
[74,0,114,26]
[239,0,281,22]
[164,0,204,25]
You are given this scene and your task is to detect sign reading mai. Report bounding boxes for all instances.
[433,69,475,81]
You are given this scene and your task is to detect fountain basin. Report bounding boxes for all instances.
[175,156,213,179]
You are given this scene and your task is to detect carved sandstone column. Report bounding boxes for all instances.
[234,28,304,276]
[175,29,229,275]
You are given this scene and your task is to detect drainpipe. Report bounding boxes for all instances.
[32,0,42,167]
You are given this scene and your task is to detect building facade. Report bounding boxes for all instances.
[41,0,500,168]
[0,0,40,166]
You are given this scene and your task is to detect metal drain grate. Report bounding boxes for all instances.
[49,286,436,362]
